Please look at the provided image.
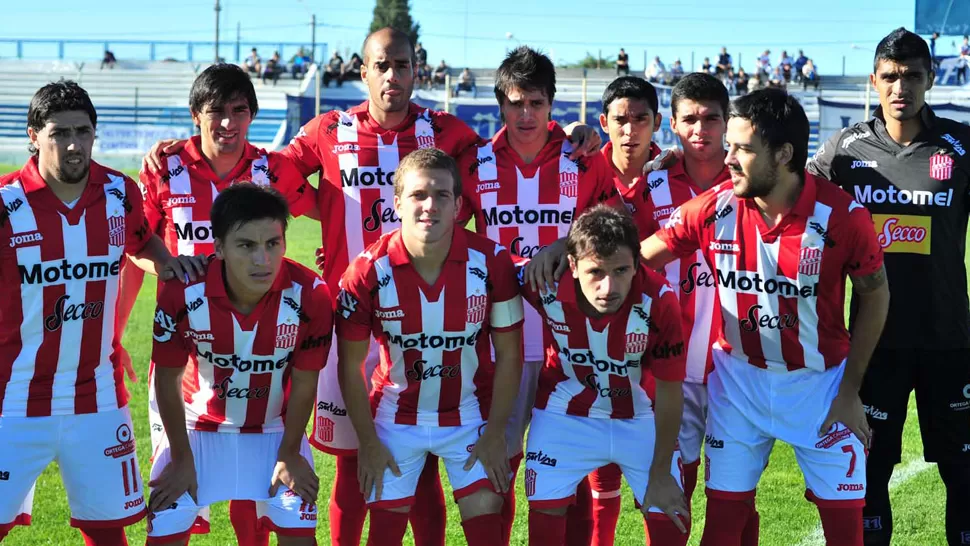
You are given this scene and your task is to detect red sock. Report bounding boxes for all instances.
[330,455,367,546]
[682,460,700,504]
[461,514,504,546]
[645,513,689,546]
[590,495,621,546]
[0,525,10,542]
[529,510,567,546]
[502,454,523,545]
[410,454,446,546]
[79,527,128,546]
[366,509,410,546]
[699,495,753,546]
[565,477,593,546]
[818,505,864,546]
[229,499,269,546]
[741,508,760,546]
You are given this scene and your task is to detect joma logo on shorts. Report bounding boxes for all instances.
[837,483,863,492]
[124,497,144,510]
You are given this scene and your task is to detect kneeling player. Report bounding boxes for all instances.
[522,205,690,546]
[147,184,332,545]
[337,148,524,546]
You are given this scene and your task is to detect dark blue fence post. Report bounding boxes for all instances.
[58,42,65,60]
[16,40,22,59]
[150,43,156,61]
[187,43,193,62]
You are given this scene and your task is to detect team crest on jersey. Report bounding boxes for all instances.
[107,215,125,247]
[416,134,435,149]
[625,332,650,354]
[798,246,823,277]
[930,153,954,181]
[276,323,299,349]
[559,171,579,198]
[466,294,487,324]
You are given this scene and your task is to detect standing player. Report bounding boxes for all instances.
[0,81,202,545]
[520,205,690,546]
[807,28,970,546]
[639,88,890,545]
[120,63,315,546]
[147,184,331,546]
[336,149,524,545]
[456,46,621,542]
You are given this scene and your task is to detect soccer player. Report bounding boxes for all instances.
[119,63,315,546]
[0,81,202,545]
[519,205,690,546]
[456,46,621,543]
[639,88,890,545]
[147,183,331,546]
[336,148,524,546]
[807,28,970,546]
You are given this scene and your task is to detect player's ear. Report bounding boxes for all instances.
[775,142,794,169]
[653,112,663,133]
[27,126,38,148]
[454,194,463,219]
[213,238,225,260]
[598,113,608,133]
[567,255,579,275]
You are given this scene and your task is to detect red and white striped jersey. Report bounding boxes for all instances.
[519,264,686,419]
[657,174,883,372]
[605,144,731,384]
[0,158,153,417]
[282,101,481,293]
[336,228,523,427]
[602,141,664,237]
[140,136,313,257]
[458,122,621,362]
[151,258,333,433]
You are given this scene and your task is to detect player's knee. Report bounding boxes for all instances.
[456,488,503,520]
[532,505,569,517]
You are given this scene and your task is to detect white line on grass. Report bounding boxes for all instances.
[794,458,934,546]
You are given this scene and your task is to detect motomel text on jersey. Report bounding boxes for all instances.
[385,330,480,350]
[341,167,395,187]
[482,206,573,226]
[854,185,953,207]
[174,221,213,241]
[195,347,292,373]
[20,259,122,285]
[716,270,818,298]
[559,347,639,376]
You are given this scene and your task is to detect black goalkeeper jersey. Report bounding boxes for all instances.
[808,104,970,349]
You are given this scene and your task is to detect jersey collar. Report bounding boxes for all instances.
[353,101,426,133]
[666,154,731,195]
[204,257,293,299]
[180,135,262,183]
[387,226,470,268]
[19,155,109,194]
[872,103,938,139]
[492,121,566,156]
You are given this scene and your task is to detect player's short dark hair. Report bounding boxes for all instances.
[394,148,462,199]
[211,183,289,241]
[601,76,658,116]
[361,27,416,66]
[671,73,729,119]
[494,46,557,106]
[874,27,933,73]
[566,205,640,264]
[27,80,97,155]
[729,88,809,176]
[189,63,259,118]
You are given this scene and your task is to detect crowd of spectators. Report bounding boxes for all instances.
[643,46,819,94]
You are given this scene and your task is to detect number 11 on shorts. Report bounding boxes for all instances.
[121,458,139,496]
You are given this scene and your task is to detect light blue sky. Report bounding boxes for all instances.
[0,0,953,76]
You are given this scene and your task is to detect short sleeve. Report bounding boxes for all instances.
[334,256,376,341]
[281,114,326,178]
[488,245,525,332]
[579,154,623,213]
[151,280,193,367]
[138,169,165,236]
[644,286,686,382]
[655,195,707,259]
[843,202,884,278]
[805,130,842,181]
[268,153,314,218]
[292,278,334,371]
[124,177,152,256]
[438,114,485,157]
[513,261,542,310]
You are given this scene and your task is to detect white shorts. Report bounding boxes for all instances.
[524,409,682,511]
[146,430,316,543]
[678,381,709,465]
[0,406,147,528]
[311,340,380,454]
[705,350,866,505]
[368,420,497,509]
[504,360,542,458]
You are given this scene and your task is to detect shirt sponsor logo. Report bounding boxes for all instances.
[798,247,823,276]
[716,270,818,299]
[166,196,196,207]
[276,323,299,349]
[9,231,43,248]
[560,347,641,376]
[559,171,578,198]
[332,143,360,154]
[466,294,487,323]
[482,206,573,227]
[873,214,931,255]
[526,450,558,467]
[185,330,214,342]
[20,258,121,285]
[854,185,952,207]
[385,330,480,350]
[44,294,104,332]
[841,130,870,149]
[375,307,405,320]
[476,182,500,194]
[680,261,715,295]
[405,359,460,381]
[195,347,292,373]
[943,133,966,156]
[709,240,740,253]
[850,160,878,169]
[653,205,676,222]
[930,153,954,181]
[174,221,212,242]
[363,198,401,232]
[582,373,632,398]
[510,237,547,259]
[341,167,394,187]
[213,376,269,400]
[625,332,649,354]
[740,304,798,332]
[107,215,125,247]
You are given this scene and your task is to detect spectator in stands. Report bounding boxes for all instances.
[341,53,363,84]
[432,59,450,87]
[757,49,771,76]
[724,67,737,95]
[100,50,117,70]
[716,46,732,76]
[701,57,714,74]
[416,62,432,89]
[646,55,666,83]
[802,58,819,90]
[735,67,749,95]
[323,51,343,87]
[290,47,311,79]
[930,31,940,71]
[779,50,794,69]
[780,55,793,84]
[262,51,284,86]
[454,67,477,97]
[669,59,685,83]
[748,72,763,92]
[244,48,262,76]
[415,42,428,68]
[793,49,808,83]
[616,48,630,75]
[960,36,970,85]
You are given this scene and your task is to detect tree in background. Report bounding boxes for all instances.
[558,52,616,69]
[369,0,420,46]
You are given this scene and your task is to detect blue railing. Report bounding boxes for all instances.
[0,39,326,65]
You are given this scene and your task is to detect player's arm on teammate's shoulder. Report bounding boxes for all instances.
[142,138,188,175]
[640,198,702,270]
[271,153,319,220]
[561,121,603,159]
[643,284,689,532]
